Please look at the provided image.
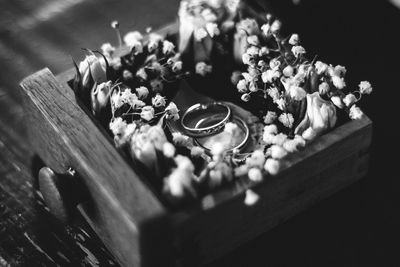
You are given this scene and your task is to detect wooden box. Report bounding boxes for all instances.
[19,27,372,267]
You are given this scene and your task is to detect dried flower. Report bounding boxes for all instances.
[152,94,166,107]
[349,105,363,120]
[140,106,155,121]
[279,113,294,128]
[263,111,277,124]
[359,81,373,94]
[264,158,280,175]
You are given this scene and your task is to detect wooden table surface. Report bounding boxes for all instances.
[1,0,400,266]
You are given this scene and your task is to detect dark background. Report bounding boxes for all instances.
[0,0,399,266]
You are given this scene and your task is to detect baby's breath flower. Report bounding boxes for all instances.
[270,20,282,34]
[162,40,175,55]
[331,95,344,109]
[190,146,205,158]
[275,98,286,110]
[140,106,155,121]
[319,82,330,95]
[246,150,266,169]
[241,93,251,102]
[248,168,263,182]
[264,158,280,175]
[206,22,220,37]
[109,117,127,136]
[283,139,299,153]
[332,76,346,89]
[237,18,259,35]
[283,65,294,77]
[152,94,166,107]
[359,81,373,94]
[124,31,144,46]
[302,127,317,141]
[262,69,280,83]
[269,145,288,159]
[267,87,280,101]
[194,27,208,41]
[172,132,191,147]
[289,86,306,101]
[136,86,149,99]
[123,70,134,81]
[100,43,115,58]
[165,102,180,121]
[288,33,300,45]
[264,124,278,135]
[315,61,328,75]
[334,65,347,77]
[349,105,363,120]
[263,111,277,124]
[263,133,275,145]
[279,113,294,128]
[195,62,212,76]
[172,61,183,72]
[269,58,281,70]
[211,142,225,159]
[242,53,252,65]
[136,68,147,80]
[237,79,248,93]
[242,72,252,82]
[247,35,260,46]
[244,189,260,206]
[261,23,271,37]
[291,45,306,58]
[272,133,288,146]
[150,79,164,93]
[294,135,306,148]
[259,47,269,56]
[246,46,260,56]
[343,93,357,107]
[163,142,176,158]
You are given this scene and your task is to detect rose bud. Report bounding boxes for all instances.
[79,55,107,88]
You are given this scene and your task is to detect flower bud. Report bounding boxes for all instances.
[343,93,357,107]
[241,93,251,102]
[91,81,112,115]
[79,55,107,87]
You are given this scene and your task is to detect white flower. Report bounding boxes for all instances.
[269,145,288,159]
[124,31,143,46]
[283,65,294,77]
[91,81,112,114]
[264,158,280,175]
[162,142,176,158]
[246,46,260,56]
[152,94,166,107]
[270,20,282,33]
[172,132,191,147]
[359,81,373,94]
[165,102,180,121]
[331,76,346,89]
[237,18,259,35]
[237,79,248,93]
[224,122,239,134]
[162,40,175,55]
[343,93,357,107]
[172,61,183,72]
[319,82,330,95]
[334,65,347,77]
[272,133,288,146]
[288,33,300,45]
[263,111,277,124]
[79,55,107,86]
[140,106,155,121]
[109,117,127,136]
[248,168,263,182]
[261,23,271,37]
[245,150,266,169]
[195,62,212,76]
[194,27,208,41]
[262,69,280,83]
[201,7,218,22]
[190,146,205,158]
[267,87,280,101]
[349,105,363,120]
[302,127,318,141]
[331,95,344,108]
[291,45,306,58]
[275,98,286,110]
[244,189,260,206]
[283,139,299,153]
[259,47,269,56]
[269,58,281,70]
[279,113,294,128]
[120,89,144,107]
[315,61,328,75]
[136,68,147,80]
[100,43,115,58]
[147,33,162,52]
[165,155,195,198]
[136,86,149,99]
[263,133,275,145]
[234,165,249,177]
[211,142,225,159]
[289,86,307,101]
[241,93,251,102]
[206,23,220,37]
[294,135,306,148]
[150,79,164,93]
[264,124,278,135]
[247,35,259,46]
[242,53,252,65]
[242,72,252,83]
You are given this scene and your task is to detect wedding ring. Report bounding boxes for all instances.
[181,102,231,137]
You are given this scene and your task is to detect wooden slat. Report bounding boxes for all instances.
[20,68,170,266]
